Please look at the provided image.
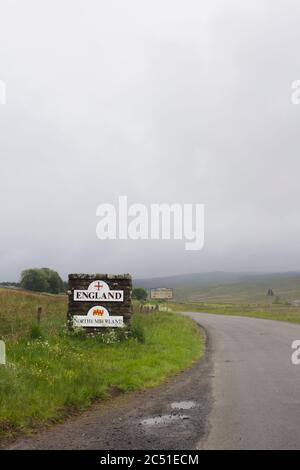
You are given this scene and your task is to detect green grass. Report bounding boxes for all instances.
[0,289,203,442]
[173,301,300,324]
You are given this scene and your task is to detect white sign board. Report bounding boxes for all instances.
[150,288,173,300]
[73,306,124,328]
[74,280,123,302]
[0,340,5,365]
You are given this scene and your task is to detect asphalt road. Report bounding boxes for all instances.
[185,312,300,450]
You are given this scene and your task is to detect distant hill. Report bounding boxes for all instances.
[134,271,300,304]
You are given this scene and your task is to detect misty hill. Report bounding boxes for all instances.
[134,272,300,304]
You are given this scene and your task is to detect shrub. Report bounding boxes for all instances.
[132,323,146,343]
[132,287,148,301]
[29,323,44,340]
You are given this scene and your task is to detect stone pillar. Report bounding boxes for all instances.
[68,273,132,331]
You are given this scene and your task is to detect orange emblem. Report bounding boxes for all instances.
[93,309,104,316]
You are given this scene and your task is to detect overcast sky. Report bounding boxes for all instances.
[1,0,300,281]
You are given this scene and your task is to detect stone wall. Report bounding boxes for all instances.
[68,273,132,330]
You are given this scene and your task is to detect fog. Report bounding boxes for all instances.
[1,0,300,281]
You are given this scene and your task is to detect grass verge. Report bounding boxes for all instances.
[0,299,203,442]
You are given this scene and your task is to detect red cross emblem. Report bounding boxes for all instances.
[94,281,103,291]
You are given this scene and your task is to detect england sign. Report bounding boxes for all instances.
[74,280,123,302]
[68,273,132,330]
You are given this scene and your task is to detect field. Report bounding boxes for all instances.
[173,301,300,324]
[173,277,300,303]
[0,288,203,442]
[135,271,300,304]
[136,271,300,323]
[0,288,66,339]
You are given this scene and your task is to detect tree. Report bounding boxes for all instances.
[40,268,64,294]
[20,269,49,292]
[132,287,148,301]
[20,268,64,294]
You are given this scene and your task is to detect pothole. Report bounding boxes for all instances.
[170,401,196,410]
[141,414,190,426]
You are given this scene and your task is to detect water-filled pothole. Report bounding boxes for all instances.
[141,414,189,426]
[170,401,196,410]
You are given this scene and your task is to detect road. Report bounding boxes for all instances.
[186,312,300,450]
[6,312,300,450]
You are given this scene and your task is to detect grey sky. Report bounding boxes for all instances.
[0,0,300,281]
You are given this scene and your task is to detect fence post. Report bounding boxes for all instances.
[37,306,42,325]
